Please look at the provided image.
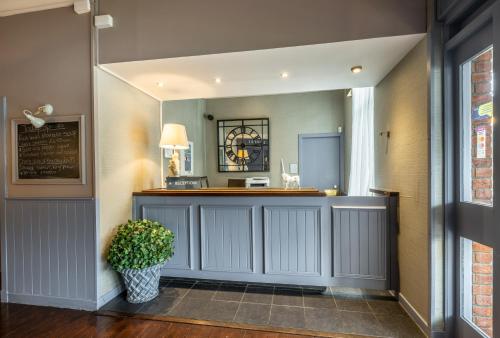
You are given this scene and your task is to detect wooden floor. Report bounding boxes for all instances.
[0,302,351,338]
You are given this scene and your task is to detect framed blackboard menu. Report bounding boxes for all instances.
[12,115,86,184]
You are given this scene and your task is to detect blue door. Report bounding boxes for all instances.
[298,133,343,191]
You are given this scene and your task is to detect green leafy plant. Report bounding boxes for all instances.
[107,219,175,271]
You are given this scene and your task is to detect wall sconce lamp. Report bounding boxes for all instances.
[23,104,54,129]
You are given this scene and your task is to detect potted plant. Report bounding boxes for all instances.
[107,219,175,303]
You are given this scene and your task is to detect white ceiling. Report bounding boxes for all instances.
[0,0,73,17]
[101,34,425,102]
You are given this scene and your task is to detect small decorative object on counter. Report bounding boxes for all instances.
[281,159,300,189]
[325,185,340,196]
[166,176,209,189]
[107,219,175,303]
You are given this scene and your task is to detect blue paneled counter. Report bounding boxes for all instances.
[133,188,398,290]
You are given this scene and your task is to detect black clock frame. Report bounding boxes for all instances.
[217,118,270,173]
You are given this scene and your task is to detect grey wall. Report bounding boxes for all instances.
[162,99,207,178]
[98,0,427,64]
[373,37,429,322]
[204,91,345,187]
[0,7,94,198]
[0,7,97,310]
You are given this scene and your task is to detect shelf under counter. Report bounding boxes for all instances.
[133,187,327,197]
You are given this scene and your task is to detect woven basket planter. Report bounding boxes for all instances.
[121,263,162,303]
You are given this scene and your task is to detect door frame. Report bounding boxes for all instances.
[298,132,344,192]
[443,2,500,337]
[0,97,7,300]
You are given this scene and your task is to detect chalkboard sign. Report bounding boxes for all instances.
[12,116,86,184]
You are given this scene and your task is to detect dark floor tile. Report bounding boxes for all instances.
[329,286,363,297]
[234,303,271,325]
[242,286,274,304]
[362,288,394,298]
[376,313,426,338]
[273,287,303,307]
[184,282,220,300]
[368,299,406,315]
[136,295,181,315]
[214,284,246,302]
[167,297,207,319]
[101,295,146,314]
[159,281,193,298]
[338,311,387,337]
[304,307,343,332]
[303,290,336,309]
[196,300,240,322]
[269,305,305,329]
[335,296,371,313]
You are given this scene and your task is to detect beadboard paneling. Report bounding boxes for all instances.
[200,206,254,273]
[333,207,387,279]
[3,199,96,308]
[141,205,191,270]
[264,206,321,276]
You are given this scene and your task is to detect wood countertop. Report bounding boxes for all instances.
[133,187,327,197]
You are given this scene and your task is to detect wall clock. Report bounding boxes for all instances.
[217,118,270,172]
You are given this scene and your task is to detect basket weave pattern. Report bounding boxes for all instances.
[121,264,162,303]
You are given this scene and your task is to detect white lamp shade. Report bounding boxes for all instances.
[159,123,189,149]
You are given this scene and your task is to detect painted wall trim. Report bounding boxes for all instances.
[400,292,431,337]
[6,293,97,311]
[0,1,73,17]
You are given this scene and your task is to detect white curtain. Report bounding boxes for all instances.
[348,87,374,196]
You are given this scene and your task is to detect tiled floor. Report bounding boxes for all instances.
[101,278,425,338]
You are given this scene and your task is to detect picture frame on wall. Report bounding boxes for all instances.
[11,115,86,185]
[180,141,194,176]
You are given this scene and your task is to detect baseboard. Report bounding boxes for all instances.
[6,292,97,311]
[399,293,430,337]
[97,283,124,309]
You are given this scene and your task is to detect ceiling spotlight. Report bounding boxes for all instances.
[351,66,363,74]
[157,81,165,88]
[281,72,289,79]
[215,77,222,84]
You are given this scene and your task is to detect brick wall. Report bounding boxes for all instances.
[470,49,494,337]
[472,242,494,337]
[471,49,494,205]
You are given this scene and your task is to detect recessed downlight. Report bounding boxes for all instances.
[351,66,363,74]
[281,72,289,79]
[215,77,222,84]
[157,81,165,87]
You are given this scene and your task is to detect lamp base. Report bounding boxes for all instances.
[167,150,180,177]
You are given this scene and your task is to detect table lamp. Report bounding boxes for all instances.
[159,123,189,177]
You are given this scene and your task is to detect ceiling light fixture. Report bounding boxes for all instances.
[215,77,222,84]
[351,66,363,74]
[281,72,289,79]
[157,81,165,88]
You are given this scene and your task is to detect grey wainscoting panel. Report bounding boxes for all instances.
[333,207,387,280]
[200,206,254,273]
[141,205,191,270]
[264,206,321,276]
[4,198,96,309]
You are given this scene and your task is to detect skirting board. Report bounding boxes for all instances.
[97,284,124,309]
[5,292,97,311]
[399,292,430,337]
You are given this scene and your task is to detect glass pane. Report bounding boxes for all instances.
[461,47,494,206]
[461,238,494,338]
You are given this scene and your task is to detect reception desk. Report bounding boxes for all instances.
[132,188,398,290]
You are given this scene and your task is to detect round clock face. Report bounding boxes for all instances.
[224,126,263,165]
